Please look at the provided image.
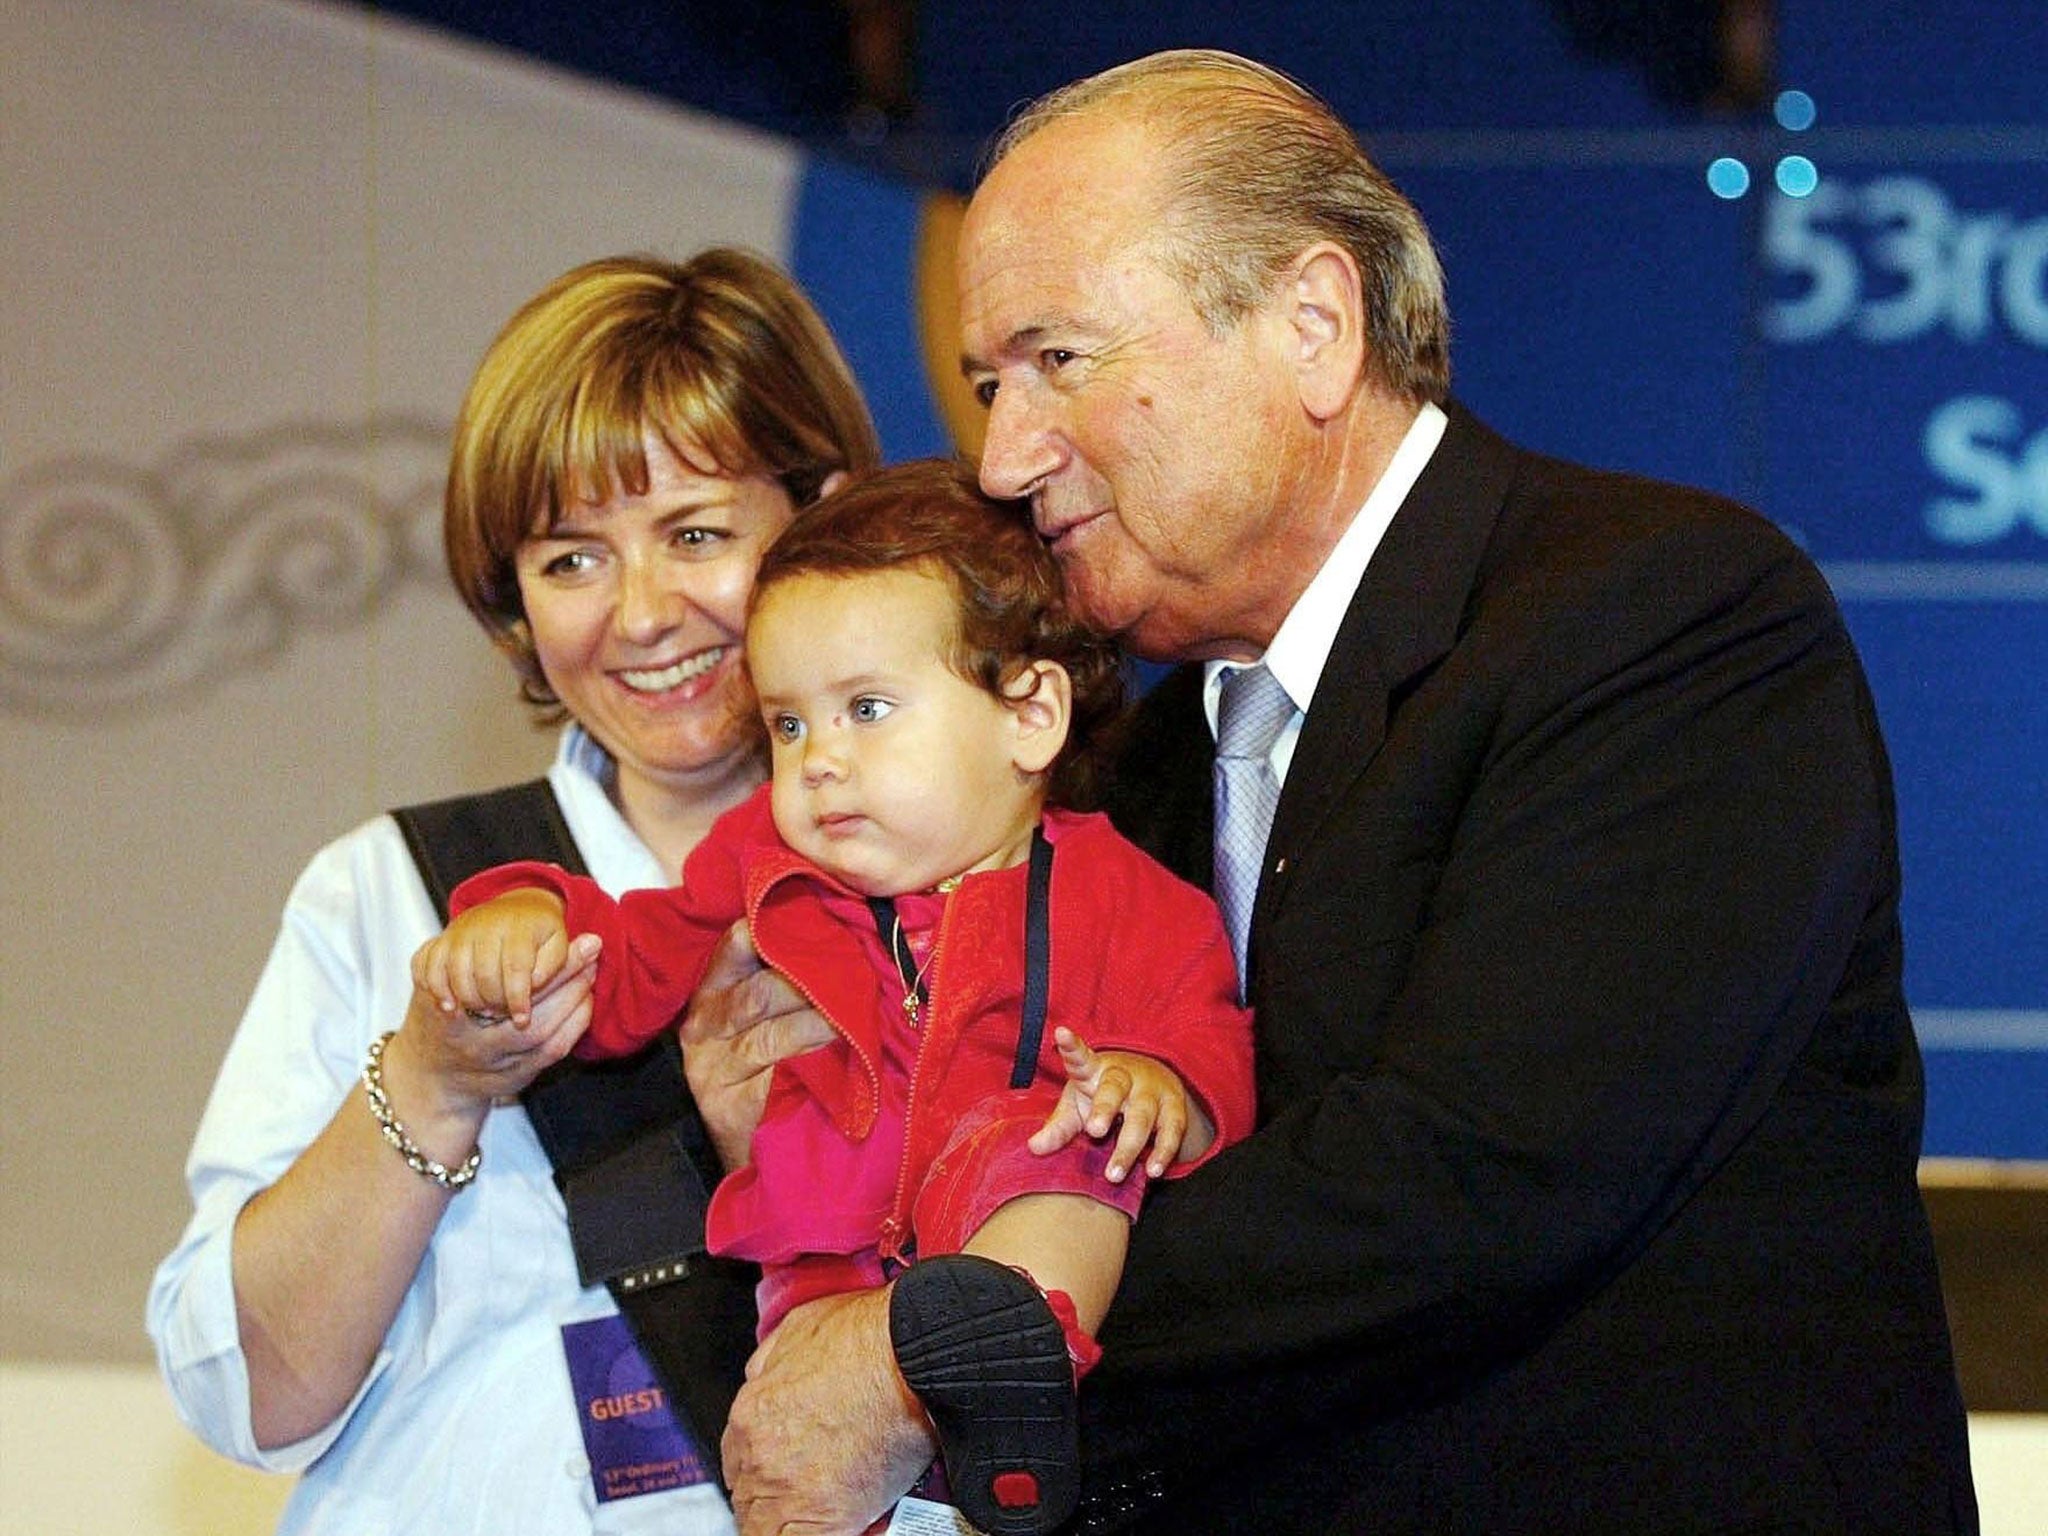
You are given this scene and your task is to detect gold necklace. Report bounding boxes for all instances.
[888,877,959,1028]
[891,913,940,1028]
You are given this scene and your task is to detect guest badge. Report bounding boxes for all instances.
[561,1314,712,1504]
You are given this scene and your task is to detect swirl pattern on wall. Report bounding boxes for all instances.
[0,419,449,715]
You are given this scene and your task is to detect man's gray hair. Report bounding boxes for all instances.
[987,49,1451,403]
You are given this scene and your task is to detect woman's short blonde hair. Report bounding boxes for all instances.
[444,248,880,710]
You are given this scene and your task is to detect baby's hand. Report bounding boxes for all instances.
[1028,1027,1216,1181]
[521,932,603,1047]
[412,888,578,1027]
[401,929,601,1104]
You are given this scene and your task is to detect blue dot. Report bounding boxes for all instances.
[1775,155,1820,197]
[1775,90,1817,131]
[1707,157,1751,199]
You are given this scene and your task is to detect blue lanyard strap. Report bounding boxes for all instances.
[864,826,1054,1088]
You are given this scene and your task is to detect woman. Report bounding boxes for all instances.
[147,249,880,1535]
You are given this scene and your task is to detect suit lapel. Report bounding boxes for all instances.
[1255,404,1519,926]
[1104,663,1215,888]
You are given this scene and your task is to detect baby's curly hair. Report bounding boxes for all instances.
[752,457,1126,810]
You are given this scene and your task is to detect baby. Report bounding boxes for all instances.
[416,458,1254,1535]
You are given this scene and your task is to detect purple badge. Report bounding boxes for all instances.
[561,1313,711,1503]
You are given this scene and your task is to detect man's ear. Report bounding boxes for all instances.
[1287,243,1369,422]
[1004,659,1072,775]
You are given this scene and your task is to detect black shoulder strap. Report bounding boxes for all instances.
[397,779,695,1176]
[394,777,590,921]
[392,776,755,1484]
[864,825,1054,1094]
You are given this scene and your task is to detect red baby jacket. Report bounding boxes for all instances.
[453,786,1255,1266]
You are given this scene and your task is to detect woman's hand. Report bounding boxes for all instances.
[678,920,834,1171]
[397,928,602,1122]
[411,888,579,1027]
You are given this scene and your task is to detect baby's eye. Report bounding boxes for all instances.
[851,696,893,723]
[770,713,804,743]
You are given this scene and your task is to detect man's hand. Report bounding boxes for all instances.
[678,919,835,1170]
[723,1287,937,1536]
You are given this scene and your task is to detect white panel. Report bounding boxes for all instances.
[0,0,801,1363]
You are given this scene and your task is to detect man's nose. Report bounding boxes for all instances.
[977,390,1064,502]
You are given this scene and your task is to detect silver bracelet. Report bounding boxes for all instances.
[361,1031,482,1191]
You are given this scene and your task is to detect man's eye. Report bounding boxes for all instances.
[1042,348,1076,371]
[972,379,998,408]
[851,696,893,723]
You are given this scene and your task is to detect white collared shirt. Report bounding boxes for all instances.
[1204,401,1449,781]
[146,727,733,1536]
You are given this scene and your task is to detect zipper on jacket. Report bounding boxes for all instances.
[879,894,955,1267]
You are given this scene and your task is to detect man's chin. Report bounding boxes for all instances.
[1116,626,1177,663]
[1059,571,1133,641]
[1072,594,1169,657]
[1057,565,1188,658]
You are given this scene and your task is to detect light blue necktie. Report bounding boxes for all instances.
[1213,663,1295,1000]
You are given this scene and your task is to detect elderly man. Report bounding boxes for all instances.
[703,48,1977,1536]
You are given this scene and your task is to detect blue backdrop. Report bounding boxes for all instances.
[793,0,2047,1162]
[367,0,2046,1162]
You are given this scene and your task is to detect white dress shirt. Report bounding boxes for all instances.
[1203,401,1449,776]
[147,727,736,1536]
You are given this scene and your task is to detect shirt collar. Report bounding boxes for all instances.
[1206,400,1448,733]
[547,725,670,894]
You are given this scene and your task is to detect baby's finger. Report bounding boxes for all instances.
[411,941,453,1011]
[1084,1066,1133,1140]
[531,934,601,1003]
[500,937,539,1025]
[1106,1093,1158,1183]
[1146,1096,1189,1177]
[1029,1094,1086,1154]
[427,940,470,1013]
[431,943,474,1016]
[533,927,573,987]
[449,929,495,1015]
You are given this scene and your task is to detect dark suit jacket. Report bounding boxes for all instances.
[1079,405,1977,1534]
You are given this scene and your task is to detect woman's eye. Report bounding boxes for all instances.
[851,696,893,723]
[673,525,724,551]
[539,548,598,578]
